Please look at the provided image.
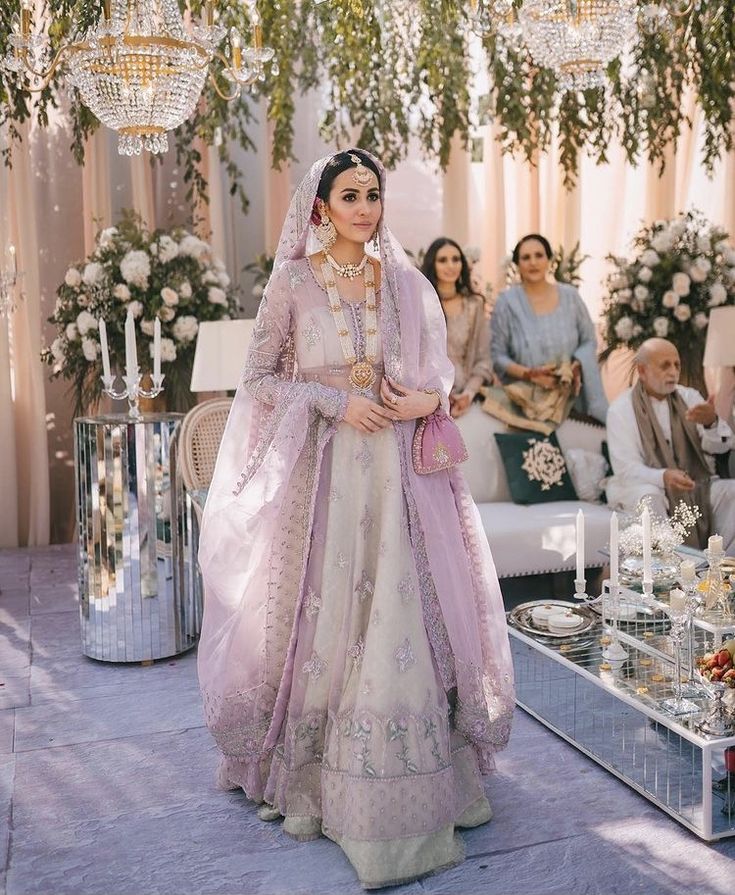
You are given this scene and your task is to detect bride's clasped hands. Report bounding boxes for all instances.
[342,376,440,433]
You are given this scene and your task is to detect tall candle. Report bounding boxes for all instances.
[153,317,161,380]
[98,317,111,380]
[124,308,138,379]
[609,511,619,587]
[680,560,696,583]
[576,508,585,582]
[642,506,652,585]
[709,534,724,554]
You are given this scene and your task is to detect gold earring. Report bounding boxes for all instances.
[315,211,337,251]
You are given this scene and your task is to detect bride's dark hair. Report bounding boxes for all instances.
[315,149,381,203]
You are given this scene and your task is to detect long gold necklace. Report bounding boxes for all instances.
[321,254,378,392]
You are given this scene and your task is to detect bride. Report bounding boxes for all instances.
[197,148,514,889]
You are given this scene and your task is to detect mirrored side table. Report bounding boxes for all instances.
[74,413,202,662]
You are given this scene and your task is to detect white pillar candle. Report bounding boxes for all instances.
[609,511,619,587]
[576,508,585,582]
[125,308,138,379]
[642,506,652,585]
[153,317,161,380]
[709,534,724,554]
[680,560,696,583]
[98,317,112,380]
[669,588,687,613]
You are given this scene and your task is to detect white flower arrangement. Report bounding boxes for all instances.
[619,496,701,557]
[42,210,238,412]
[602,212,735,382]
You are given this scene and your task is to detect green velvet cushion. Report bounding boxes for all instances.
[494,431,578,505]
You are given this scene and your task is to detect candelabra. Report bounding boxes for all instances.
[102,371,164,420]
[602,579,629,662]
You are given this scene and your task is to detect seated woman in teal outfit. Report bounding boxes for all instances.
[491,233,608,424]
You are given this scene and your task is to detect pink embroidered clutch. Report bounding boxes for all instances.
[412,410,468,475]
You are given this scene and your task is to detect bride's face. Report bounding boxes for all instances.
[322,168,382,246]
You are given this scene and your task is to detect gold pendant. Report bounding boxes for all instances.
[349,361,376,391]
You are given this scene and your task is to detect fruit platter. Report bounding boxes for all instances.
[695,640,735,688]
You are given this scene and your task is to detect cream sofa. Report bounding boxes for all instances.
[460,411,613,579]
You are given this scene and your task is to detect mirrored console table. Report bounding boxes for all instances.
[74,413,202,662]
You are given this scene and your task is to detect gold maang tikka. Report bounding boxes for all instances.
[350,154,373,187]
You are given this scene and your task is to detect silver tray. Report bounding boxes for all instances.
[509,599,598,640]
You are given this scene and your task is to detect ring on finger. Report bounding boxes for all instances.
[389,394,398,405]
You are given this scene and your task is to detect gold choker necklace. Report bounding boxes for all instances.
[322,255,378,392]
[325,252,368,280]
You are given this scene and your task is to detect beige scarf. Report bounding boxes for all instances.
[631,381,712,548]
[481,360,576,435]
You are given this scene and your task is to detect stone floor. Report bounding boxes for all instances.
[2,544,735,895]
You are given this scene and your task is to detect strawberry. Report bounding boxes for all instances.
[717,649,731,667]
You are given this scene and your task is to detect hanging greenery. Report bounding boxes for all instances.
[1,1,734,203]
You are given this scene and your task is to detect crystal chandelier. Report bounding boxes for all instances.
[517,0,638,92]
[3,0,274,157]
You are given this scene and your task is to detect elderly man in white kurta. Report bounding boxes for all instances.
[606,338,735,553]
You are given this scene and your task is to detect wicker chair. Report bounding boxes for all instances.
[178,397,233,523]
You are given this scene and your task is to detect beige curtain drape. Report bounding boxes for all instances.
[0,120,51,547]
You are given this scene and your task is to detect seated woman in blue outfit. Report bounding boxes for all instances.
[491,233,608,425]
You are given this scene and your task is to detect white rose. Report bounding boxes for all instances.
[638,266,653,283]
[689,265,707,284]
[179,281,192,299]
[653,316,669,337]
[651,231,674,253]
[672,272,691,297]
[128,300,144,318]
[214,258,227,272]
[161,287,179,307]
[159,306,175,322]
[208,286,227,306]
[673,303,692,322]
[65,268,82,289]
[81,337,99,362]
[709,282,728,307]
[695,256,712,273]
[159,337,177,362]
[65,322,79,341]
[634,284,649,301]
[614,316,634,342]
[158,235,180,264]
[148,243,158,257]
[218,271,231,288]
[119,250,151,288]
[50,336,66,365]
[113,283,131,302]
[179,235,209,261]
[140,319,156,336]
[632,324,643,336]
[76,310,98,335]
[203,270,219,285]
[641,249,660,267]
[616,288,632,304]
[611,274,629,291]
[696,235,712,254]
[662,290,679,309]
[694,312,709,330]
[172,315,199,343]
[97,226,118,248]
[83,262,104,287]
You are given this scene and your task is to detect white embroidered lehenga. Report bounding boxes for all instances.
[198,153,515,889]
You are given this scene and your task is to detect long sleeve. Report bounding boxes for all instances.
[464,301,493,398]
[606,392,666,488]
[243,263,348,421]
[678,386,735,455]
[490,293,514,377]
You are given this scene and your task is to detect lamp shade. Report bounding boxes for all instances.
[704,306,735,367]
[190,319,256,391]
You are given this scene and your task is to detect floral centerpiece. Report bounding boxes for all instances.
[601,211,735,389]
[43,211,239,412]
[618,496,701,589]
